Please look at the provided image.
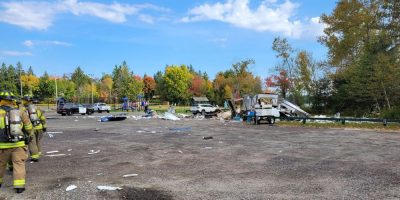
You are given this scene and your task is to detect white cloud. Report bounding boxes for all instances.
[2,50,33,57]
[23,40,72,47]
[182,0,325,38]
[0,1,57,30]
[0,0,169,30]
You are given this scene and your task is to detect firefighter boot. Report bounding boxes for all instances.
[15,188,25,193]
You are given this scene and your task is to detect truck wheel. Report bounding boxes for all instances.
[61,113,66,116]
[201,110,206,116]
[67,111,72,116]
[271,117,276,124]
[81,113,86,115]
[98,109,102,113]
[106,110,110,113]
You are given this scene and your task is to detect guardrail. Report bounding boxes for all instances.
[282,117,400,127]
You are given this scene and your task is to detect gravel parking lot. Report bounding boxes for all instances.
[1,112,400,199]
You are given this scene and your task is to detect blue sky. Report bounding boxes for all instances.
[0,0,336,79]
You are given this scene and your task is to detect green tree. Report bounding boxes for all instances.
[112,61,142,100]
[38,72,55,100]
[162,65,192,104]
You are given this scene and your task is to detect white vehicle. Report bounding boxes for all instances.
[190,104,220,115]
[93,103,111,113]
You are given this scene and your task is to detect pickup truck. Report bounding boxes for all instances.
[93,103,111,113]
[190,104,220,116]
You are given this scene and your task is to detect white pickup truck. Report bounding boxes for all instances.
[93,103,111,113]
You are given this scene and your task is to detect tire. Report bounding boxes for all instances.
[106,110,110,113]
[201,110,206,116]
[61,113,66,116]
[81,113,86,115]
[271,117,276,124]
[67,111,72,116]
[98,109,102,113]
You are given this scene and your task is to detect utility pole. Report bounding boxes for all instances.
[55,77,58,100]
[91,81,94,105]
[89,74,94,105]
[19,68,23,96]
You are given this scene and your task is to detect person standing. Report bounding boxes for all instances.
[22,95,46,162]
[0,91,33,193]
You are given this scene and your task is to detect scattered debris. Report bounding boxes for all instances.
[101,115,127,122]
[194,115,205,120]
[217,111,232,120]
[46,151,59,154]
[97,173,103,176]
[97,186,123,191]
[178,150,183,154]
[136,130,145,133]
[123,174,139,178]
[47,132,63,134]
[74,120,79,122]
[204,147,213,150]
[151,131,156,133]
[66,185,77,191]
[169,127,192,132]
[67,149,72,152]
[88,150,101,155]
[46,154,67,157]
[48,133,54,138]
[203,136,213,140]
[176,113,191,118]
[162,112,180,121]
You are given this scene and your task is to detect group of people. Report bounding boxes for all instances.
[0,91,46,194]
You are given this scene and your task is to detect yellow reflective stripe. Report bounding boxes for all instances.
[0,141,26,149]
[0,116,4,129]
[14,179,25,186]
[34,124,43,130]
[24,123,33,130]
[31,154,40,159]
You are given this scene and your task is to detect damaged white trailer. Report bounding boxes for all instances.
[242,94,309,124]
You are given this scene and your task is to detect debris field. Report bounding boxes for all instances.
[1,112,400,200]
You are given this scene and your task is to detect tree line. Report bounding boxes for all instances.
[0,60,262,107]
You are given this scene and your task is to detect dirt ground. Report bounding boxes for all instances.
[1,112,400,200]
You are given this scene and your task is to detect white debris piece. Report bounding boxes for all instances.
[204,147,213,149]
[47,132,63,134]
[122,174,138,178]
[46,151,59,154]
[178,150,183,154]
[97,186,123,191]
[136,130,145,133]
[67,149,72,152]
[162,112,180,121]
[151,131,156,133]
[88,150,100,155]
[46,154,66,157]
[66,185,77,191]
[48,133,54,138]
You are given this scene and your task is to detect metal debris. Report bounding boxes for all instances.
[66,185,77,191]
[97,186,123,191]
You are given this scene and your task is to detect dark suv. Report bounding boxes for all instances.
[57,103,94,116]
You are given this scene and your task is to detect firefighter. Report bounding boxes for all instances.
[0,91,33,193]
[22,95,46,162]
